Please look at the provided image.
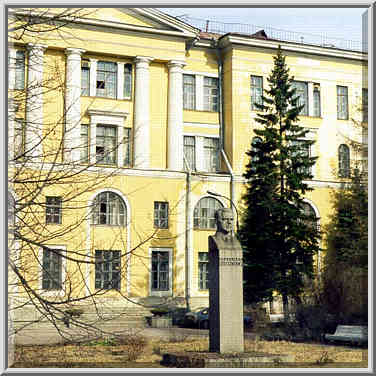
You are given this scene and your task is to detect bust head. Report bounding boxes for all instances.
[215,208,234,235]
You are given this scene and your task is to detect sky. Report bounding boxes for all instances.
[159,7,367,49]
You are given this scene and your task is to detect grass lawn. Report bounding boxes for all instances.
[12,334,368,369]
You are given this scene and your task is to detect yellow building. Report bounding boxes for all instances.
[8,8,367,329]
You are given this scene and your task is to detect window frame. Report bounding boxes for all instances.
[203,137,220,172]
[150,248,172,297]
[96,61,117,99]
[362,88,368,123]
[337,85,349,120]
[292,80,309,116]
[81,59,90,96]
[96,124,117,165]
[154,201,169,229]
[95,250,121,290]
[193,197,224,230]
[123,127,132,167]
[124,63,132,100]
[183,74,196,110]
[203,76,219,112]
[80,124,89,162]
[92,191,126,226]
[250,75,263,111]
[198,252,209,290]
[313,84,321,117]
[338,144,350,178]
[15,50,25,90]
[183,135,196,171]
[40,246,66,294]
[46,196,62,225]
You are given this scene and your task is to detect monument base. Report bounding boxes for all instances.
[161,351,294,368]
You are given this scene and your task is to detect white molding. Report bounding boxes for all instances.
[219,35,367,62]
[13,9,197,39]
[184,122,220,130]
[38,245,67,297]
[184,132,220,139]
[183,70,218,78]
[149,247,173,297]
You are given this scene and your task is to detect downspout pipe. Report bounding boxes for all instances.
[183,155,192,312]
[213,40,236,219]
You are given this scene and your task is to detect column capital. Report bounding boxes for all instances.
[167,60,186,69]
[26,43,48,52]
[134,56,154,65]
[65,48,86,57]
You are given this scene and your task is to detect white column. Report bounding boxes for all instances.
[308,82,314,117]
[167,60,186,171]
[117,62,124,100]
[25,43,47,159]
[196,75,204,111]
[8,48,17,91]
[89,58,97,97]
[133,56,153,168]
[65,48,86,162]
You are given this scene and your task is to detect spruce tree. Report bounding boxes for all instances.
[239,47,321,314]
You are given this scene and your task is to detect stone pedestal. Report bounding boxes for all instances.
[209,235,244,353]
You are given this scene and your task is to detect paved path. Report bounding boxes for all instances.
[15,326,255,346]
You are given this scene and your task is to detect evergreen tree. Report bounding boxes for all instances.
[321,167,368,323]
[239,47,321,314]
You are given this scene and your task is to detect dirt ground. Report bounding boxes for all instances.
[11,328,368,369]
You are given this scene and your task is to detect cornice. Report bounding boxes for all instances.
[218,35,367,62]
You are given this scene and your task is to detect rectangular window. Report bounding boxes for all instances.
[183,136,196,171]
[203,77,218,112]
[96,125,117,165]
[151,251,169,291]
[337,85,349,120]
[123,127,132,166]
[96,61,117,98]
[154,201,169,229]
[14,119,25,159]
[292,81,308,115]
[95,250,121,290]
[250,75,263,110]
[183,74,196,110]
[198,252,209,290]
[313,84,321,117]
[46,196,62,224]
[81,60,90,96]
[124,64,132,99]
[293,140,312,175]
[80,124,89,162]
[15,51,25,90]
[204,137,220,172]
[362,88,368,122]
[42,248,62,290]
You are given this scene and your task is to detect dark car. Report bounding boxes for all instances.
[184,307,253,329]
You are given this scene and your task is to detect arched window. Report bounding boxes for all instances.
[301,202,319,231]
[193,197,224,230]
[338,144,350,178]
[251,136,262,170]
[92,192,126,226]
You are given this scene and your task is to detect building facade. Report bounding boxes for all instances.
[8,8,367,327]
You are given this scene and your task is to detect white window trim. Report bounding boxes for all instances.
[183,134,220,173]
[149,247,173,297]
[39,245,67,297]
[183,71,218,111]
[87,109,129,166]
